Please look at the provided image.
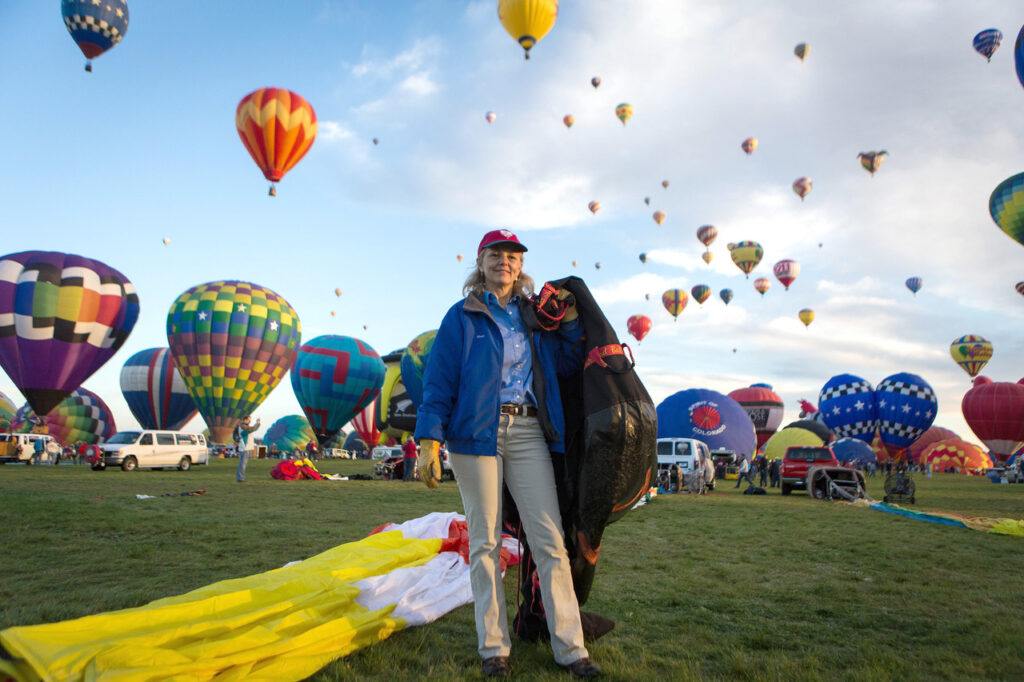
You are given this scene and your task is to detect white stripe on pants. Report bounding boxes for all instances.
[450,413,588,665]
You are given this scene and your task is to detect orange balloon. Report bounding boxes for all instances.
[236,88,318,189]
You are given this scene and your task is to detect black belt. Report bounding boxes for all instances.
[500,403,537,417]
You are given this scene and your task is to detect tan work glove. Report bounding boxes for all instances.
[556,289,578,322]
[417,439,442,489]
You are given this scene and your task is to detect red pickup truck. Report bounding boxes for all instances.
[780,446,839,496]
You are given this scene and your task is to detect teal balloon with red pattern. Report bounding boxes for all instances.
[290,335,385,447]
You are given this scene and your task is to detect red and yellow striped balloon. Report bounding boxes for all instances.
[236,88,318,191]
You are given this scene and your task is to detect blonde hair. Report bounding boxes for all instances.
[462,248,535,298]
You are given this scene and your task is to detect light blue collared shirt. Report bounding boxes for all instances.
[483,292,537,407]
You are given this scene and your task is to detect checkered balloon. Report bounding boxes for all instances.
[291,335,385,447]
[61,0,129,64]
[818,374,878,443]
[12,387,116,446]
[875,372,937,457]
[0,250,140,417]
[166,281,301,444]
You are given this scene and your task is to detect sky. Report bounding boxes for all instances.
[1,1,1023,446]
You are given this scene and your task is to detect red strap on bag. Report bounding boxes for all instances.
[531,282,570,331]
[584,343,635,370]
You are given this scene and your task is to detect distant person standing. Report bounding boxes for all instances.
[757,457,768,487]
[235,416,261,482]
[32,438,45,465]
[402,436,418,482]
[734,457,755,488]
[305,439,319,461]
[768,458,781,488]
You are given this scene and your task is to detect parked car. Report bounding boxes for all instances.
[0,433,59,465]
[780,446,839,495]
[97,430,209,471]
[373,444,454,481]
[655,437,714,491]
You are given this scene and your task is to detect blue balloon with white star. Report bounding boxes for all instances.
[61,0,129,70]
[875,372,937,455]
[818,374,878,443]
[830,437,877,466]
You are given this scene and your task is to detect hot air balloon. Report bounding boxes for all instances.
[653,210,666,226]
[818,374,877,443]
[662,289,688,321]
[949,334,993,378]
[236,88,317,196]
[588,201,600,214]
[626,315,651,343]
[615,103,633,125]
[962,380,1024,463]
[638,253,647,264]
[400,330,436,408]
[794,42,809,61]
[372,137,379,145]
[1016,25,1024,89]
[591,76,601,88]
[563,114,574,128]
[330,311,336,317]
[764,426,824,461]
[162,238,170,246]
[457,254,464,262]
[1016,282,1024,296]
[798,308,815,327]
[830,438,877,467]
[875,372,937,462]
[334,288,343,297]
[644,293,651,301]
[690,285,710,305]
[753,278,771,296]
[497,0,558,59]
[719,289,733,305]
[594,262,602,270]
[661,180,669,189]
[0,390,15,432]
[572,261,578,267]
[792,177,812,201]
[291,335,385,447]
[906,277,922,295]
[12,388,116,446]
[907,426,961,464]
[167,281,301,444]
[920,439,991,473]
[973,29,1003,62]
[701,252,714,265]
[120,348,198,431]
[741,138,757,155]
[728,385,784,449]
[657,389,757,459]
[857,151,888,175]
[0,251,139,418]
[62,0,129,72]
[773,259,800,290]
[486,111,496,123]
[263,415,315,454]
[729,241,763,278]
[351,397,381,451]
[988,172,1024,247]
[643,197,650,206]
[696,225,717,250]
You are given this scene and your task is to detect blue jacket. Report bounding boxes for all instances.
[414,292,583,456]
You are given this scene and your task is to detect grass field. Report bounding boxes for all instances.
[1,457,1023,681]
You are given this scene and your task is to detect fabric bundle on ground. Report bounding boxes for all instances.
[851,499,1024,537]
[0,512,520,682]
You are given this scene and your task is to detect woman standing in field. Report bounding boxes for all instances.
[414,229,600,679]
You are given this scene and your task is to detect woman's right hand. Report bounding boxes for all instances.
[417,439,442,489]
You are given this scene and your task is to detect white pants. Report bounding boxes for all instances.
[450,413,588,665]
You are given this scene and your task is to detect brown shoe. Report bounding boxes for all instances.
[482,656,511,677]
[563,657,601,679]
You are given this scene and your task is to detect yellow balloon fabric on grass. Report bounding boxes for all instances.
[0,531,442,681]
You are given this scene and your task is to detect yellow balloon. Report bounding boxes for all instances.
[498,0,558,59]
[764,427,822,461]
[701,251,714,265]
[798,308,815,327]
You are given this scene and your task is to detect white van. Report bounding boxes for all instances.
[0,433,59,465]
[655,437,715,491]
[98,430,209,471]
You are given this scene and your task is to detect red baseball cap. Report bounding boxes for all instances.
[478,229,528,255]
